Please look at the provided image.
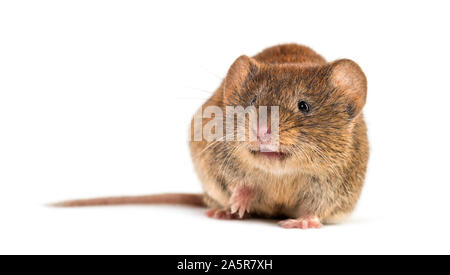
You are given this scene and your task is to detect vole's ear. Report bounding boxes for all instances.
[329,59,367,119]
[223,55,259,101]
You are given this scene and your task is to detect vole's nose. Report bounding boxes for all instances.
[257,125,272,144]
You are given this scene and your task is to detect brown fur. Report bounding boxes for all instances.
[190,44,369,223]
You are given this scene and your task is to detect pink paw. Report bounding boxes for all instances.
[278,216,322,229]
[206,208,240,220]
[229,186,253,218]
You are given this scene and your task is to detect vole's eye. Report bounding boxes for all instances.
[297,101,310,113]
[250,96,257,106]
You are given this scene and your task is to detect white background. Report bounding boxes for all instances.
[1,0,449,255]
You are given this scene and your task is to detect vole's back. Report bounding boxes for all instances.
[253,44,327,65]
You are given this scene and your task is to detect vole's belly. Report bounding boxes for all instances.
[248,175,306,218]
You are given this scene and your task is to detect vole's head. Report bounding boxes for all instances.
[222,55,367,174]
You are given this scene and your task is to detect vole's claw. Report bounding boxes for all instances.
[230,204,246,219]
[229,186,253,218]
[206,208,240,220]
[278,216,322,229]
[230,204,239,215]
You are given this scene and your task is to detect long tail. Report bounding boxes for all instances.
[51,193,205,207]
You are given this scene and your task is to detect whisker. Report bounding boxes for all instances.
[198,65,223,80]
[192,133,236,159]
[178,84,213,95]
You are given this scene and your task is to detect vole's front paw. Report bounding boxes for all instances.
[206,208,241,220]
[278,216,322,229]
[229,186,253,218]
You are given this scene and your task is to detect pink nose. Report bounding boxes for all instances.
[257,125,272,144]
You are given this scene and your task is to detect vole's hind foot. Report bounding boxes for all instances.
[278,216,322,229]
[206,208,243,220]
[229,186,253,218]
